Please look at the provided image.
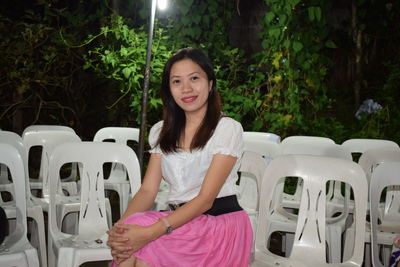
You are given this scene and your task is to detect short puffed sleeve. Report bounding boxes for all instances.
[209,117,244,158]
[148,121,163,154]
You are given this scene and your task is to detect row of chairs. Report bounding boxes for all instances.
[1,125,399,266]
[0,126,143,267]
[238,133,400,267]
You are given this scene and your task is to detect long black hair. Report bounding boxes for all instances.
[157,47,222,153]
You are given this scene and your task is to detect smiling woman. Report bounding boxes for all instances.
[106,48,252,267]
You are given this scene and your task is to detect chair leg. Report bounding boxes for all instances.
[326,226,342,263]
[343,227,355,261]
[27,209,47,267]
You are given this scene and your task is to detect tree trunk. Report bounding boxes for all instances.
[352,0,362,109]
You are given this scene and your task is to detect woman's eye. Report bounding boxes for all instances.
[191,76,199,81]
[172,80,180,84]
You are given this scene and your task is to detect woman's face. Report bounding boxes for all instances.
[169,58,213,118]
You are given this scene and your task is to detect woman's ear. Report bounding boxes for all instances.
[208,80,213,92]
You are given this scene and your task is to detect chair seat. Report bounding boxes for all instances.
[0,244,39,267]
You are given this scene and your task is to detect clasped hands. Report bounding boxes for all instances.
[107,222,153,264]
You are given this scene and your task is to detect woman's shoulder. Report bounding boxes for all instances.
[150,120,164,132]
[216,116,243,131]
[148,121,164,147]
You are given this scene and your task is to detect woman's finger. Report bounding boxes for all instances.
[114,223,133,231]
[110,244,132,252]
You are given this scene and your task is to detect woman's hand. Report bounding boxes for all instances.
[107,222,160,263]
[114,224,155,252]
[107,223,132,263]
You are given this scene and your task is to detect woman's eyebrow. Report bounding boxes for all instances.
[171,71,200,79]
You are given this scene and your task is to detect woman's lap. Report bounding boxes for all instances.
[113,210,252,267]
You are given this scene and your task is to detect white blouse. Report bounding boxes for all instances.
[148,117,244,205]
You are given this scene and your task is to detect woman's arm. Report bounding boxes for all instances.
[118,153,163,222]
[107,152,163,261]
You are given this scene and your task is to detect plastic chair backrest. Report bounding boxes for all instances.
[0,144,28,244]
[279,143,352,214]
[93,127,139,182]
[0,131,31,199]
[93,127,139,144]
[358,147,400,184]
[48,142,141,240]
[243,131,281,144]
[22,125,75,138]
[243,138,281,162]
[254,155,367,266]
[238,151,268,210]
[341,138,399,154]
[23,131,81,197]
[369,162,400,267]
[281,135,335,147]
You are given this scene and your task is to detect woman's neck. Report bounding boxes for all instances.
[180,111,206,150]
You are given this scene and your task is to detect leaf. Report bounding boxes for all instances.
[268,28,281,39]
[325,40,337,48]
[292,41,303,52]
[193,14,201,24]
[308,7,315,21]
[266,12,275,23]
[288,0,301,7]
[284,39,291,49]
[122,67,132,79]
[261,39,269,49]
[314,7,322,21]
[181,16,190,26]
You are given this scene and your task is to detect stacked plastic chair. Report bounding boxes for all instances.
[47,142,141,267]
[252,154,368,267]
[0,131,47,267]
[343,147,400,266]
[237,151,269,241]
[369,162,400,267]
[93,127,140,215]
[0,143,40,267]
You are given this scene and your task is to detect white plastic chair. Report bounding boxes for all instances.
[47,142,141,267]
[237,151,269,239]
[370,162,400,267]
[281,135,335,147]
[243,131,281,144]
[343,147,400,266]
[279,135,338,212]
[0,131,47,267]
[22,125,76,137]
[280,143,353,214]
[23,130,81,196]
[358,147,400,185]
[243,134,282,161]
[252,154,368,267]
[0,144,40,267]
[23,130,85,233]
[264,144,353,263]
[241,135,281,236]
[93,127,140,215]
[341,138,399,161]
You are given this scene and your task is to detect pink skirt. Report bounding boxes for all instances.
[112,210,253,267]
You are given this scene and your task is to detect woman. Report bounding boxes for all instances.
[107,48,252,267]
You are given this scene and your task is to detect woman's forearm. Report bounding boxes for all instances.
[119,187,157,222]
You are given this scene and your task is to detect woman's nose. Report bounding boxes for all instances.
[182,80,193,93]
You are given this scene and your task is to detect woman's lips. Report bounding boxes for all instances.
[181,96,197,103]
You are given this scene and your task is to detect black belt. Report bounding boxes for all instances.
[168,195,243,216]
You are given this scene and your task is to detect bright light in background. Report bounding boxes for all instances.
[157,0,168,10]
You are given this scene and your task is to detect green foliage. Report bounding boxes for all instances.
[2,0,398,144]
[247,0,339,136]
[82,15,174,124]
